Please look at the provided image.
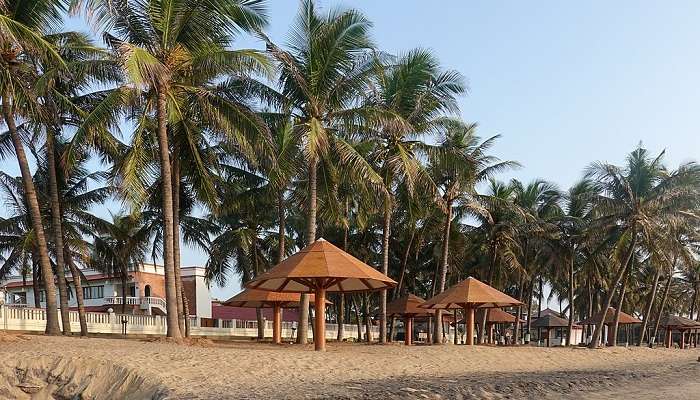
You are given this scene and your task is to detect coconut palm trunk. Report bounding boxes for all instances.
[45,127,72,334]
[652,266,675,345]
[277,189,286,263]
[155,84,182,339]
[66,250,88,336]
[609,266,632,346]
[379,203,391,343]
[363,293,373,342]
[171,155,186,335]
[566,249,575,345]
[31,251,41,308]
[433,200,453,344]
[638,267,661,346]
[588,232,636,348]
[298,161,317,344]
[2,92,61,335]
[525,279,534,342]
[337,206,348,341]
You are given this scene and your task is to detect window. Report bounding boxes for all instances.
[39,290,45,303]
[82,286,104,300]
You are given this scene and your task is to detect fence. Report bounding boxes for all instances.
[0,305,378,341]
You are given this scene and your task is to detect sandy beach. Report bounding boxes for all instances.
[1,334,699,399]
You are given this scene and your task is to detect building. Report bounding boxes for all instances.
[0,263,212,318]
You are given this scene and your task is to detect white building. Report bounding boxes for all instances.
[1,263,212,318]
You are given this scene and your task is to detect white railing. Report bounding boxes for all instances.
[105,296,141,305]
[1,305,379,340]
[140,296,166,309]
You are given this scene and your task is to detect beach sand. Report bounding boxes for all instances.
[0,334,698,399]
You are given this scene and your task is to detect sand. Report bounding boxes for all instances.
[0,335,698,399]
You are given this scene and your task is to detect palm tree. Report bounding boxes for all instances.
[91,213,151,313]
[261,0,381,344]
[429,119,516,342]
[0,0,68,335]
[553,180,597,345]
[74,0,269,338]
[585,147,700,348]
[367,50,466,343]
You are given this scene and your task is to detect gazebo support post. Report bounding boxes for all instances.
[314,287,326,351]
[680,330,686,350]
[273,304,282,344]
[453,309,458,344]
[488,323,494,344]
[404,315,413,346]
[666,328,672,349]
[465,306,474,345]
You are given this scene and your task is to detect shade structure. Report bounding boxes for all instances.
[222,289,328,344]
[532,314,574,347]
[578,307,642,325]
[386,294,428,346]
[658,315,700,349]
[420,277,522,345]
[246,238,396,351]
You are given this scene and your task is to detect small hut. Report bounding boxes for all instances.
[386,294,428,345]
[578,307,642,346]
[223,289,325,344]
[658,314,700,349]
[531,314,573,347]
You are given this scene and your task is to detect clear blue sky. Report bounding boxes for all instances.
[7,1,700,300]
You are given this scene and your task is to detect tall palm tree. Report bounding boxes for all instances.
[0,0,68,335]
[429,119,516,342]
[368,49,466,343]
[585,147,700,348]
[74,0,269,338]
[261,0,381,344]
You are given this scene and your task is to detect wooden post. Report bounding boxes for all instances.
[680,330,686,350]
[404,315,412,346]
[273,304,282,344]
[465,306,474,345]
[667,328,672,349]
[453,309,458,344]
[607,323,614,346]
[314,287,326,351]
[488,323,494,344]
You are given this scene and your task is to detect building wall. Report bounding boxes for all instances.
[132,272,167,299]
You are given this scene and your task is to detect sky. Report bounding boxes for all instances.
[5,1,700,301]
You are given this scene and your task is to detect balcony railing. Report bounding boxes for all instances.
[104,296,167,311]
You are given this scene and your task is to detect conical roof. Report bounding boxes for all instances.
[386,294,429,316]
[222,288,327,308]
[419,277,522,310]
[531,314,571,328]
[246,238,396,293]
[658,314,700,329]
[578,307,642,325]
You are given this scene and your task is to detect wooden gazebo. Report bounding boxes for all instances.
[658,314,700,349]
[452,308,524,344]
[531,314,571,347]
[386,294,428,346]
[223,289,325,344]
[420,277,522,345]
[246,238,396,351]
[578,307,641,346]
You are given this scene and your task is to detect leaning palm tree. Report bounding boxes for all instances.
[0,0,68,335]
[72,0,269,338]
[367,49,466,343]
[260,0,382,344]
[585,147,700,348]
